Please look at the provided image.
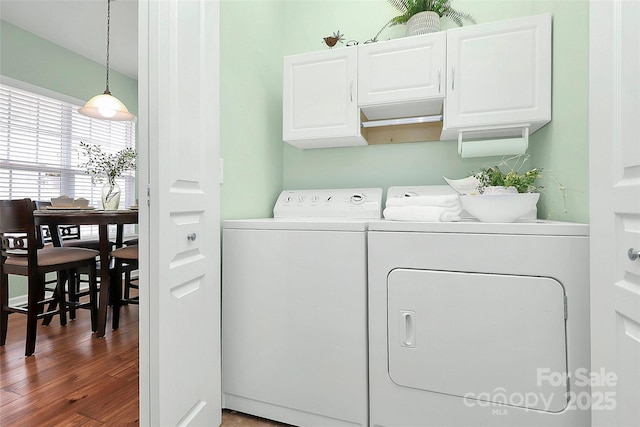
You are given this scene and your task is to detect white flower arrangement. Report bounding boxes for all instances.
[79,141,137,184]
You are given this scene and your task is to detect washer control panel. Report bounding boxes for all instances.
[274,188,383,219]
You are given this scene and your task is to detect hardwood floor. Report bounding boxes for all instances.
[1,300,289,426]
[1,303,140,426]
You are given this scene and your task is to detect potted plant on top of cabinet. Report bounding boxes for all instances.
[388,0,476,36]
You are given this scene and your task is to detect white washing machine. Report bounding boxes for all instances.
[222,188,382,427]
[368,186,590,427]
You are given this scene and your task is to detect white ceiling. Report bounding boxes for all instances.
[0,0,138,79]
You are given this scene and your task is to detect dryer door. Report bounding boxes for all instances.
[387,268,568,412]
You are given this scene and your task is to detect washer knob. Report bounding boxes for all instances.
[350,193,365,205]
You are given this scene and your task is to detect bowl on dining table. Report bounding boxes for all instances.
[51,195,74,207]
[73,197,89,208]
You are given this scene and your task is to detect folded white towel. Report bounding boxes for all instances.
[440,210,462,222]
[385,194,460,208]
[383,205,462,222]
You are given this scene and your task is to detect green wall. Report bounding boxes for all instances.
[0,20,138,115]
[219,0,285,220]
[279,0,589,223]
[528,0,589,221]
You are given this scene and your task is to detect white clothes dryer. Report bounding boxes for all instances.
[368,186,590,427]
[222,188,382,427]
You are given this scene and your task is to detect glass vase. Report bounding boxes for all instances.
[101,179,121,210]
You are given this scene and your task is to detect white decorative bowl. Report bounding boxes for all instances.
[443,176,481,195]
[406,11,441,36]
[51,195,74,207]
[460,193,540,223]
[73,197,89,207]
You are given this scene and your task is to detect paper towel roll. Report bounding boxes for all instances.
[460,136,528,158]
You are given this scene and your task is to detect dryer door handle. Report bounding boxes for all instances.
[400,311,416,348]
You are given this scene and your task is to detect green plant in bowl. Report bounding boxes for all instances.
[475,165,542,194]
[473,155,543,194]
[454,155,568,220]
[458,155,544,222]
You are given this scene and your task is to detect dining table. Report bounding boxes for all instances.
[33,208,139,338]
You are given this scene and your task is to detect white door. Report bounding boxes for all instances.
[139,0,221,425]
[589,1,640,426]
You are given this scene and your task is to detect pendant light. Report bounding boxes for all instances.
[79,0,135,121]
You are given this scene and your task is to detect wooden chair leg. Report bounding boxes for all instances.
[56,273,67,327]
[89,263,98,332]
[41,285,56,326]
[112,260,123,330]
[67,271,78,320]
[123,269,131,302]
[25,274,43,357]
[42,271,65,326]
[0,273,9,347]
[40,271,76,326]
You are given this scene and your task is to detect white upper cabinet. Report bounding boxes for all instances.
[283,14,552,149]
[283,47,366,149]
[444,14,552,134]
[358,32,446,120]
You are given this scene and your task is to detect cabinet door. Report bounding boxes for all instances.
[358,32,446,120]
[283,47,365,149]
[445,14,551,131]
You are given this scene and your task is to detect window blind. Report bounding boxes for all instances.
[0,81,136,237]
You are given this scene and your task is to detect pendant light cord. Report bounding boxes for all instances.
[104,0,112,95]
[78,0,134,121]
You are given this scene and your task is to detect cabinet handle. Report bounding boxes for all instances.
[438,69,441,93]
[451,66,455,91]
[350,81,353,102]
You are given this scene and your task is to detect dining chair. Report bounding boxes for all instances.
[35,201,108,322]
[110,245,138,330]
[0,199,99,356]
